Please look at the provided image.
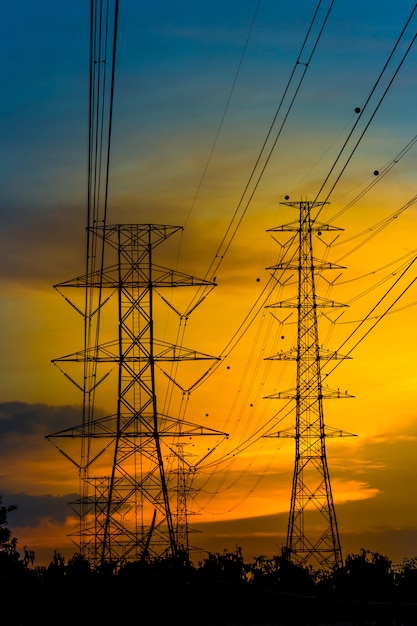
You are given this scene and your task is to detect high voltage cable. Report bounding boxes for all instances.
[88,0,119,230]
[338,298,417,324]
[167,1,336,411]
[184,0,335,315]
[187,274,278,394]
[182,0,262,230]
[169,0,335,432]
[83,0,119,445]
[193,457,275,516]
[191,198,417,476]
[187,195,417,394]
[195,251,417,489]
[191,199,417,480]
[328,134,417,225]
[85,0,119,335]
[194,254,417,489]
[332,191,417,252]
[336,248,417,287]
[162,1,263,422]
[168,5,416,500]
[251,4,417,396]
[187,7,417,508]
[204,234,417,467]
[342,250,417,299]
[201,216,417,471]
[321,254,417,382]
[331,255,417,321]
[312,4,417,215]
[270,7,417,313]
[331,195,417,264]
[199,401,294,471]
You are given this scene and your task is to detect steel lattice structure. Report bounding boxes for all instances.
[45,2,230,569]
[47,223,226,568]
[265,199,355,570]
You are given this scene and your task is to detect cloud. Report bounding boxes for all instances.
[0,401,82,446]
[192,502,417,566]
[0,491,77,528]
[0,205,86,286]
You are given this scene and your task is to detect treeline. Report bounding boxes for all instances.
[1,498,417,625]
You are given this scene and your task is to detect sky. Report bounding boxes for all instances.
[1,0,417,568]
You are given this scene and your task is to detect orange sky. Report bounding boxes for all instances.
[1,1,417,568]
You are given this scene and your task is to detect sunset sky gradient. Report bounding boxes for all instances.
[1,0,417,567]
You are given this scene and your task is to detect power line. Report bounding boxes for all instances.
[186,5,417,529]
[313,4,417,213]
[321,254,417,382]
[182,0,262,230]
[328,133,417,224]
[184,0,335,314]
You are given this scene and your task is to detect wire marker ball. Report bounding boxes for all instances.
[355,107,361,113]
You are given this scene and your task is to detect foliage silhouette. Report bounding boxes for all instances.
[329,548,396,601]
[0,496,24,576]
[2,498,417,625]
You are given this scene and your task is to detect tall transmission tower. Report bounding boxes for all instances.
[265,199,355,570]
[46,1,227,568]
[48,223,226,567]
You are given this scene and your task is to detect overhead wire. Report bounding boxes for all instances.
[321,254,417,383]
[83,0,119,428]
[332,195,417,259]
[161,3,336,473]
[327,133,417,224]
[167,0,336,418]
[312,3,417,215]
[257,4,417,415]
[279,5,417,292]
[189,239,417,500]
[336,248,417,289]
[161,0,263,429]
[184,0,335,316]
[162,1,339,513]
[182,0,262,231]
[196,234,417,508]
[166,5,417,514]
[192,69,417,512]
[162,3,338,451]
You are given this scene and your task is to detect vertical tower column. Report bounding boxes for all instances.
[100,224,178,565]
[265,200,354,570]
[47,223,227,568]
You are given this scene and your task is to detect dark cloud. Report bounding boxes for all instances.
[0,401,82,450]
[0,206,86,286]
[1,490,78,528]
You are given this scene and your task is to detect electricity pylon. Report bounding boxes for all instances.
[46,1,228,568]
[47,223,227,568]
[265,199,355,570]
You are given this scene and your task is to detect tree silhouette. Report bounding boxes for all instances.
[0,495,23,575]
[250,548,317,594]
[331,548,395,601]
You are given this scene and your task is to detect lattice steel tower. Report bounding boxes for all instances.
[265,199,354,570]
[47,223,225,567]
[46,1,226,568]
